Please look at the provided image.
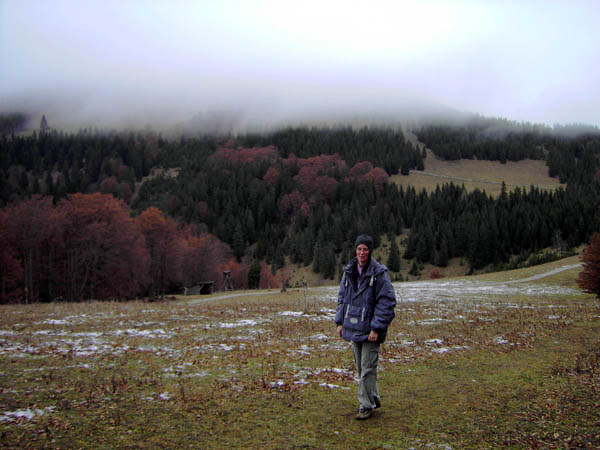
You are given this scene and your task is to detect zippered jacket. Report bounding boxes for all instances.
[335,257,396,343]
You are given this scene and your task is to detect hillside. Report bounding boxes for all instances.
[1,119,599,302]
[394,130,566,196]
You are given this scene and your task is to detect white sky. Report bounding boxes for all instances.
[1,0,599,130]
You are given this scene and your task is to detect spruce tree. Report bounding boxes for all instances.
[40,115,48,132]
[387,238,401,272]
[232,223,245,261]
[248,259,261,289]
[435,238,450,267]
[409,260,420,276]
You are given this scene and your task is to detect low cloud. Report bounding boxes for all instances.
[2,1,599,132]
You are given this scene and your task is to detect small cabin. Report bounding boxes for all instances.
[184,281,213,296]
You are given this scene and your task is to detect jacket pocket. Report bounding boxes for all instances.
[343,304,370,332]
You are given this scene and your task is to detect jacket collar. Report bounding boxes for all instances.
[344,257,385,276]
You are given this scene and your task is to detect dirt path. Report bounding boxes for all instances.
[504,263,582,283]
[187,290,287,305]
[187,264,582,304]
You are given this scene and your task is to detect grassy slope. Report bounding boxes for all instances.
[1,261,598,449]
[393,131,566,197]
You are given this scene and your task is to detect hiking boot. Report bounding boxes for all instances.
[374,397,381,409]
[355,407,373,420]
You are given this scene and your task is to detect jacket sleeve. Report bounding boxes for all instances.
[370,271,396,332]
[334,273,346,326]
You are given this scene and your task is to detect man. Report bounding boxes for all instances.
[335,234,396,420]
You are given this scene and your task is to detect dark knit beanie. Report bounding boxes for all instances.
[354,234,373,252]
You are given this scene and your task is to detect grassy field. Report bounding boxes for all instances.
[1,259,598,449]
[391,147,566,197]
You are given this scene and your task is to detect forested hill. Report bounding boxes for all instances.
[1,117,600,303]
[414,116,600,184]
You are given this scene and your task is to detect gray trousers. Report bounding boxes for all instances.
[352,340,381,409]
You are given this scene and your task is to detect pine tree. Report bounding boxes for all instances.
[232,223,245,261]
[40,115,48,132]
[387,238,401,272]
[435,237,450,267]
[409,260,420,276]
[322,243,337,279]
[248,259,261,289]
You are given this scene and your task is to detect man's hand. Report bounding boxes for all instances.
[337,325,343,337]
[368,330,378,342]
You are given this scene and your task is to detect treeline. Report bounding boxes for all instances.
[0,112,29,135]
[415,116,600,184]
[134,141,599,278]
[0,129,164,204]
[2,119,600,303]
[401,183,596,271]
[239,126,424,175]
[0,193,278,303]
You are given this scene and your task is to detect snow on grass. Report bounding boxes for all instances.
[0,272,593,437]
[214,319,267,328]
[0,407,55,423]
[394,280,580,303]
[279,311,304,317]
[112,328,171,338]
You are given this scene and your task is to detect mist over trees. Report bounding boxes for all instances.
[415,116,600,184]
[1,115,599,303]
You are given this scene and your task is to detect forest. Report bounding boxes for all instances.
[1,114,599,303]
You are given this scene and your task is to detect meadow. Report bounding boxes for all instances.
[0,257,598,449]
[391,147,566,197]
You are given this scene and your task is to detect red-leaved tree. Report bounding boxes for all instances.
[259,261,280,289]
[577,232,600,297]
[54,193,149,300]
[3,195,54,303]
[179,230,232,288]
[348,161,374,178]
[0,208,23,303]
[136,207,180,299]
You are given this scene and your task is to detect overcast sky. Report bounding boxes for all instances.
[1,0,599,131]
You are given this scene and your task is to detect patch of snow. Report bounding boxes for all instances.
[0,406,55,422]
[217,319,263,328]
[394,279,579,304]
[112,328,170,338]
[310,333,329,340]
[158,392,172,400]
[319,383,342,389]
[44,319,68,325]
[409,318,452,326]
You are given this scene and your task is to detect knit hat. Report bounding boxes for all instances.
[354,234,373,252]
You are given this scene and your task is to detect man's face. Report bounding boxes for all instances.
[356,244,370,266]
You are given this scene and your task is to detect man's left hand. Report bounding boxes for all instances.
[368,330,378,342]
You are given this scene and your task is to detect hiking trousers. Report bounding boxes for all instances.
[352,340,381,410]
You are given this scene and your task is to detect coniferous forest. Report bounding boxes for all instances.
[1,114,599,303]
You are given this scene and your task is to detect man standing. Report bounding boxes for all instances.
[335,234,396,420]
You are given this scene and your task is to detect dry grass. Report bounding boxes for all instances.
[0,263,598,448]
[391,148,565,197]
